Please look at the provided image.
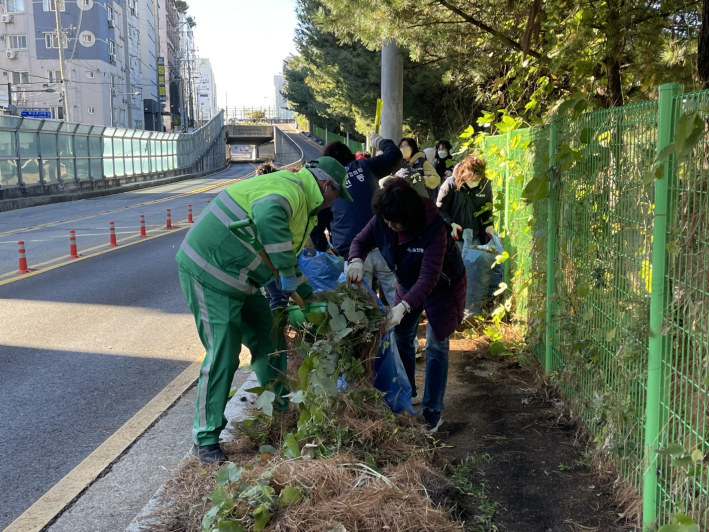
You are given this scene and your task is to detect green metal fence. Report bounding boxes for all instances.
[481,84,708,530]
[313,125,366,153]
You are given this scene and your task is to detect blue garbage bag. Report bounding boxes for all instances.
[298,250,345,292]
[462,229,504,316]
[373,329,413,414]
[351,281,413,414]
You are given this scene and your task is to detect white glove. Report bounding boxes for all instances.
[386,302,408,329]
[368,132,384,150]
[346,258,365,284]
[485,225,495,238]
[451,223,462,240]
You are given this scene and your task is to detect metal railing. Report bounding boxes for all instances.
[0,111,225,189]
[312,125,365,153]
[480,84,708,529]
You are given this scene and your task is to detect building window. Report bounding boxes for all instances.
[50,106,65,120]
[82,34,93,44]
[87,107,96,115]
[85,71,95,79]
[11,71,30,85]
[8,35,27,50]
[134,120,143,129]
[43,0,65,11]
[7,0,25,13]
[110,74,116,88]
[45,33,68,49]
[108,39,115,55]
[83,0,90,5]
[106,5,113,20]
[47,70,62,83]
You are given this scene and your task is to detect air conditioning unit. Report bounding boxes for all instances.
[107,18,115,28]
[2,14,14,23]
[6,50,17,59]
[108,53,115,63]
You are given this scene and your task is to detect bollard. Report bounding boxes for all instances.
[69,230,80,258]
[17,241,30,273]
[166,209,172,229]
[109,221,118,246]
[140,214,147,237]
[188,204,193,223]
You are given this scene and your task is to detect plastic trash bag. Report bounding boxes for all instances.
[298,250,345,292]
[337,280,413,414]
[373,329,414,414]
[462,229,505,316]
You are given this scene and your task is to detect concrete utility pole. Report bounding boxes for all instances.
[380,41,403,143]
[54,0,71,122]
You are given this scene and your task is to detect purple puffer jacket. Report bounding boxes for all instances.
[350,199,466,340]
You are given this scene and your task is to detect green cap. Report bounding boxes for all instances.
[308,156,353,202]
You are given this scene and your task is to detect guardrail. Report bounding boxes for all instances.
[274,126,304,169]
[0,111,226,191]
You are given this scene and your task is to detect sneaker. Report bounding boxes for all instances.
[192,443,226,464]
[420,411,444,434]
[411,394,422,406]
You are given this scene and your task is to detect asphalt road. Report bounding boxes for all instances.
[0,164,256,530]
[279,125,324,162]
[0,164,255,278]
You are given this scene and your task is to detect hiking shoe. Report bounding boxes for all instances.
[192,443,226,464]
[411,394,422,406]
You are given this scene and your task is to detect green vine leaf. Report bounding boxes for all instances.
[674,112,704,159]
[214,463,242,486]
[255,390,276,417]
[280,486,303,506]
[522,173,548,204]
[252,504,273,532]
[283,433,300,460]
[218,521,245,532]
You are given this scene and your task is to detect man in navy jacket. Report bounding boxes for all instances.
[314,134,403,259]
[311,134,403,304]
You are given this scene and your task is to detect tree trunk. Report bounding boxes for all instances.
[606,56,624,107]
[698,0,709,87]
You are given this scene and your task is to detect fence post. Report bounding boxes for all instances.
[545,116,558,373]
[642,83,682,531]
[503,131,512,288]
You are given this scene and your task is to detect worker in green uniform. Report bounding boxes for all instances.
[176,157,352,463]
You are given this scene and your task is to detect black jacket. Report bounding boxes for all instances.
[436,176,494,242]
[311,139,403,258]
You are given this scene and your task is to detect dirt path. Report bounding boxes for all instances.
[418,331,637,532]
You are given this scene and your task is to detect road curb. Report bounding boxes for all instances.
[124,372,259,532]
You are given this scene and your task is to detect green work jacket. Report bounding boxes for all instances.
[176,167,323,297]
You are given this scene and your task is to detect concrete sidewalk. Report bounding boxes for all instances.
[43,370,257,532]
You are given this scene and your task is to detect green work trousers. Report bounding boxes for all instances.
[178,268,287,445]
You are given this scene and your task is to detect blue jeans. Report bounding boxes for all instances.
[263,280,288,314]
[394,305,449,423]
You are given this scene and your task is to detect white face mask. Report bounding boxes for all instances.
[465,180,480,189]
[438,150,448,159]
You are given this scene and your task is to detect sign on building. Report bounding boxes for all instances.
[19,108,52,119]
[157,57,167,103]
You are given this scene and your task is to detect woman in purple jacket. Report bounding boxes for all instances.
[347,179,466,432]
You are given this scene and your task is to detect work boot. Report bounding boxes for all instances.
[192,443,226,464]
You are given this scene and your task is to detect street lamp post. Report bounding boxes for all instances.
[6,84,56,115]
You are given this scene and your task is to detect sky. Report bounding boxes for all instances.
[187,0,299,110]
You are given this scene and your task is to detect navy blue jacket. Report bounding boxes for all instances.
[312,139,403,259]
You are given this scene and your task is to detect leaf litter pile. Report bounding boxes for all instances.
[149,285,472,532]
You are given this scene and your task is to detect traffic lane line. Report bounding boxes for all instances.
[0,225,189,287]
[1,354,205,532]
[0,166,255,239]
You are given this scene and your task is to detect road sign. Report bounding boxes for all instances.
[19,108,52,119]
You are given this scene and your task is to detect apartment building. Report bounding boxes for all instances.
[196,57,215,122]
[0,0,161,129]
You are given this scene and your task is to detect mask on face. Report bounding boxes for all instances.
[438,150,449,159]
[465,180,480,189]
[400,146,412,159]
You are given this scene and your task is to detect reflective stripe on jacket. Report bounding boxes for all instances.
[175,167,324,297]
